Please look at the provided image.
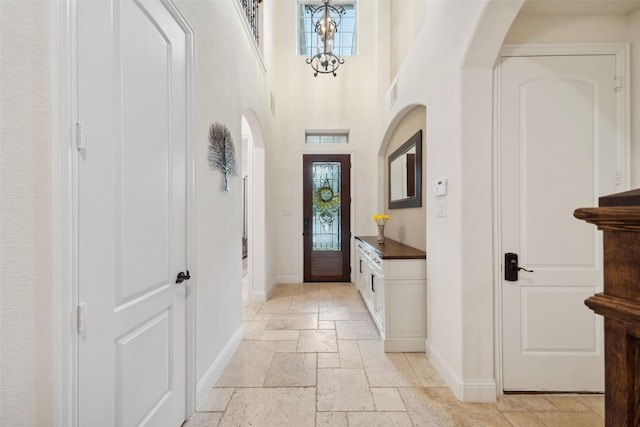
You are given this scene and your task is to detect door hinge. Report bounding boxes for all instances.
[75,122,87,150]
[77,303,87,332]
[615,169,622,186]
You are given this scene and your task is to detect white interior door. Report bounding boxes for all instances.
[77,0,188,425]
[499,54,620,391]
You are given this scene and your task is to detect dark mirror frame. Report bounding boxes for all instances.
[388,129,422,209]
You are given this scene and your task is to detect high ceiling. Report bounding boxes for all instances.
[519,0,640,15]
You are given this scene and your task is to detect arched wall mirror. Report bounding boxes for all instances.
[388,129,422,209]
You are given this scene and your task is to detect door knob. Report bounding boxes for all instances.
[505,253,533,282]
[176,270,191,284]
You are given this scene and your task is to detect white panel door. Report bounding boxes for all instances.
[500,54,619,391]
[77,0,188,425]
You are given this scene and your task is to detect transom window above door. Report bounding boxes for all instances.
[298,2,356,57]
[305,130,349,144]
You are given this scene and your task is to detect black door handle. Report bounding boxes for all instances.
[505,253,533,282]
[176,270,191,284]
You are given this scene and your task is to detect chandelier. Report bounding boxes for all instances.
[305,0,346,77]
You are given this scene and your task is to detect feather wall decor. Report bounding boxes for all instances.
[208,122,238,191]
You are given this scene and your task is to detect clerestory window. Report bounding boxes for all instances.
[298,2,357,57]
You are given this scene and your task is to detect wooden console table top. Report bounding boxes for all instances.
[355,236,426,260]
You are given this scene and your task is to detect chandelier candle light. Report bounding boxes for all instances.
[372,214,391,244]
[305,0,346,77]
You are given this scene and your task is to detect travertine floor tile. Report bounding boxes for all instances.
[347,411,413,427]
[199,387,234,412]
[184,412,223,427]
[219,387,315,427]
[346,299,368,313]
[316,412,348,427]
[198,283,606,427]
[260,329,300,341]
[405,352,445,387]
[371,387,406,411]
[242,320,268,340]
[242,304,261,321]
[259,296,293,313]
[338,340,363,368]
[289,299,319,313]
[275,340,299,353]
[298,329,338,353]
[501,411,547,427]
[319,306,350,321]
[496,394,557,412]
[318,320,335,330]
[266,313,318,330]
[264,353,317,386]
[214,341,277,387]
[399,387,511,426]
[348,311,372,321]
[358,342,420,387]
[318,352,341,368]
[317,368,375,411]
[335,319,379,339]
[544,395,591,412]
[253,313,271,322]
[535,412,604,427]
[575,395,605,417]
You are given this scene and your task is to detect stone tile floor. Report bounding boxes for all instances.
[185,282,604,426]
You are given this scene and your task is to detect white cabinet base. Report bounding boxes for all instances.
[355,236,427,353]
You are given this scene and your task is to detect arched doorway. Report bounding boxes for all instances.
[241,112,267,302]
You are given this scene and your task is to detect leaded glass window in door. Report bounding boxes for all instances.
[312,162,341,251]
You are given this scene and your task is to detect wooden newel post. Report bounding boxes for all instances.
[574,189,640,426]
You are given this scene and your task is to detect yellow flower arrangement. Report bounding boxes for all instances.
[372,214,390,225]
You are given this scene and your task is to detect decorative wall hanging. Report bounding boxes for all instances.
[208,122,238,192]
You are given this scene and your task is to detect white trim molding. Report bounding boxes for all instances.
[52,0,78,425]
[195,325,244,409]
[162,0,199,418]
[426,340,497,403]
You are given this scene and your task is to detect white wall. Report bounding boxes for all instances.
[271,0,389,283]
[378,0,524,401]
[174,0,276,405]
[390,0,427,82]
[0,2,54,425]
[383,105,426,251]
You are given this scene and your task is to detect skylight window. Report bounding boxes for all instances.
[298,2,356,57]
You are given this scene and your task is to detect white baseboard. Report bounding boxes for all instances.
[425,339,497,403]
[276,275,300,284]
[195,325,243,409]
[267,276,277,298]
[251,290,268,302]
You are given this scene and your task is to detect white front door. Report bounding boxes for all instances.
[77,0,188,425]
[499,53,621,391]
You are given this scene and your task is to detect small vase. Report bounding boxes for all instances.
[377,224,385,244]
